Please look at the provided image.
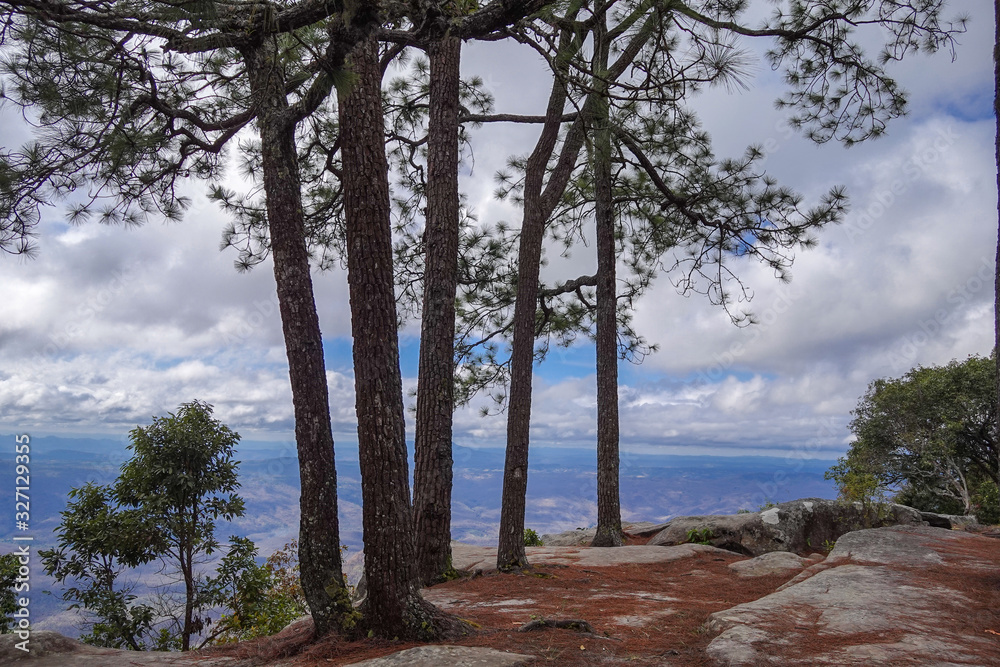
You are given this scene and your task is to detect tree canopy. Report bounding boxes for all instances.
[471,0,965,569]
[828,354,999,524]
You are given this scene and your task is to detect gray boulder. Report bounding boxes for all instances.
[918,511,978,530]
[728,551,810,577]
[540,527,594,546]
[627,521,671,538]
[541,521,662,546]
[706,525,999,665]
[648,498,922,556]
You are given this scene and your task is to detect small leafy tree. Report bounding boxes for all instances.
[115,400,244,651]
[824,460,893,529]
[42,400,250,651]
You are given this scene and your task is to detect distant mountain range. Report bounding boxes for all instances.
[0,433,837,637]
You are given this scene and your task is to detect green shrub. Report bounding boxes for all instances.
[826,462,891,529]
[209,539,309,644]
[685,528,713,545]
[523,529,544,546]
[894,484,965,516]
[972,480,1000,526]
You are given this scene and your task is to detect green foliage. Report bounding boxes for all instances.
[0,554,20,633]
[971,480,1000,526]
[206,539,308,644]
[39,483,158,650]
[41,401,266,651]
[829,354,998,520]
[685,528,714,545]
[759,1,966,146]
[825,462,892,529]
[0,0,365,259]
[523,529,544,547]
[117,399,244,554]
[736,508,752,514]
[757,500,778,511]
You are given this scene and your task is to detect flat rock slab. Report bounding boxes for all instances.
[450,543,731,572]
[728,551,809,577]
[342,646,534,666]
[920,512,979,530]
[829,523,961,566]
[0,630,235,666]
[706,525,1000,665]
[541,521,664,546]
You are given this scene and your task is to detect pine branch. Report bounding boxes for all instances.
[539,274,596,298]
[460,112,578,124]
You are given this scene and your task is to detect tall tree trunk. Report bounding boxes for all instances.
[590,14,623,549]
[413,34,461,586]
[496,23,585,571]
[494,9,654,567]
[339,35,462,639]
[242,42,348,638]
[181,546,194,650]
[495,186,545,571]
[994,0,1000,486]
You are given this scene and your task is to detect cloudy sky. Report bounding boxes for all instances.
[0,2,994,461]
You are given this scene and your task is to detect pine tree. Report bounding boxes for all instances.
[474,0,964,569]
[0,0,556,637]
[0,0,385,635]
[589,9,623,548]
[412,29,463,586]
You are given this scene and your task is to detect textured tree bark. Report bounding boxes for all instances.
[495,192,544,572]
[496,29,584,571]
[339,35,462,640]
[590,16,623,549]
[993,0,1000,486]
[181,544,195,650]
[495,11,655,566]
[413,33,461,586]
[243,41,347,638]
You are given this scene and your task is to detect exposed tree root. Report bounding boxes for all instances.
[359,593,474,642]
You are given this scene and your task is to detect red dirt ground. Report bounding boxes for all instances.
[204,550,795,666]
[202,529,1000,666]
